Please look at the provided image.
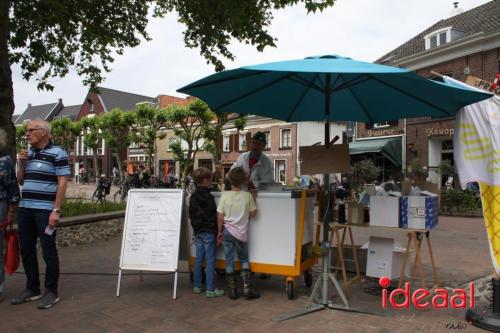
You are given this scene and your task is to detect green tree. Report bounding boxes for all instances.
[408,157,426,181]
[203,112,247,165]
[51,117,81,156]
[15,123,27,151]
[79,116,103,182]
[439,159,455,179]
[354,159,381,184]
[131,103,168,172]
[100,109,136,177]
[1,0,335,158]
[164,100,213,179]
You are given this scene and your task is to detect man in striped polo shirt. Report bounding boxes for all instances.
[12,119,70,309]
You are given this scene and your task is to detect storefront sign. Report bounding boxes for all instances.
[128,148,145,155]
[465,75,500,95]
[266,152,292,158]
[425,128,454,137]
[367,128,403,137]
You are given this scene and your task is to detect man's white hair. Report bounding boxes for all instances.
[31,119,52,134]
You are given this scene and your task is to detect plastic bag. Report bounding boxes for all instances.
[4,222,20,275]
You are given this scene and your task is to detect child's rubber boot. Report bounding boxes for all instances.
[226,273,238,300]
[241,271,260,300]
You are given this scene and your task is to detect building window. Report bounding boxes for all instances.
[167,137,176,152]
[424,27,451,50]
[239,133,247,151]
[275,160,286,183]
[373,122,390,128]
[442,139,453,152]
[366,120,398,130]
[223,135,230,152]
[280,129,291,149]
[198,159,213,172]
[430,35,438,48]
[439,32,447,45]
[159,160,176,180]
[263,131,271,150]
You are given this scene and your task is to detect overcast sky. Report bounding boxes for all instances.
[11,0,491,115]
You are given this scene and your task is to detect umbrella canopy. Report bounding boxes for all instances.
[178,55,491,123]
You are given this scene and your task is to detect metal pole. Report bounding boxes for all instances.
[116,269,122,297]
[321,73,332,305]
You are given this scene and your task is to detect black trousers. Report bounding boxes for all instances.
[17,207,59,293]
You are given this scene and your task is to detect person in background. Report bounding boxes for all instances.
[189,167,225,298]
[217,167,260,300]
[112,166,119,184]
[12,119,71,309]
[229,131,274,191]
[0,129,20,303]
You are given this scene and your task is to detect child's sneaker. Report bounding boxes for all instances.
[193,287,203,294]
[206,289,225,298]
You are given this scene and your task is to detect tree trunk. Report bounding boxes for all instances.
[113,151,124,178]
[0,0,15,159]
[93,151,100,182]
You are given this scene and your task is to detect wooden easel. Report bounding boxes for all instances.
[397,230,440,289]
[328,224,362,294]
[325,223,440,291]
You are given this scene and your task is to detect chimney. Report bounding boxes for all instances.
[58,98,62,104]
[28,103,32,108]
[449,2,464,17]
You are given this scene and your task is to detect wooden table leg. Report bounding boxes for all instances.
[398,233,412,289]
[334,227,349,293]
[411,233,421,277]
[348,227,361,279]
[335,227,347,274]
[425,231,440,287]
[412,232,425,288]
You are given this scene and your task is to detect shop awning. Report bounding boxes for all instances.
[349,137,402,166]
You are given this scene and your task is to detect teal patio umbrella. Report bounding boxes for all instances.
[178,55,490,123]
[178,54,492,312]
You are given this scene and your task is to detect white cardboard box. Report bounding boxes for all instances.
[369,196,400,228]
[400,195,439,229]
[366,236,410,279]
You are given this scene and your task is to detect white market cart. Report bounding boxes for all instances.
[188,189,318,299]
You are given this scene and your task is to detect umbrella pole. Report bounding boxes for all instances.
[321,74,333,305]
[321,122,331,305]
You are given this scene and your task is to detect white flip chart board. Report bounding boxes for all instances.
[119,189,184,272]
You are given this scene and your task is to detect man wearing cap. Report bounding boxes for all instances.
[230,131,274,190]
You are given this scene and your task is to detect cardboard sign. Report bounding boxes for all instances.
[465,75,500,95]
[299,144,350,175]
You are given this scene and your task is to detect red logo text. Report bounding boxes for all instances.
[379,276,475,310]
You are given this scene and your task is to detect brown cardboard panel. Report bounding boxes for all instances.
[417,181,439,194]
[299,144,350,175]
[465,75,500,95]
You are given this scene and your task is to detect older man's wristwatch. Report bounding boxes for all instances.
[52,208,60,213]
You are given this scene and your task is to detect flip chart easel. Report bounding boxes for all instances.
[116,189,184,299]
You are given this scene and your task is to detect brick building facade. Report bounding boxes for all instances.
[220,116,298,185]
[74,87,155,180]
[365,1,500,186]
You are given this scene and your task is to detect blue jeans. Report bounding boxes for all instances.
[222,228,249,274]
[194,232,217,291]
[17,207,59,294]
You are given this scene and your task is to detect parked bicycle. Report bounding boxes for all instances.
[113,177,130,203]
[111,174,121,186]
[92,175,111,203]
